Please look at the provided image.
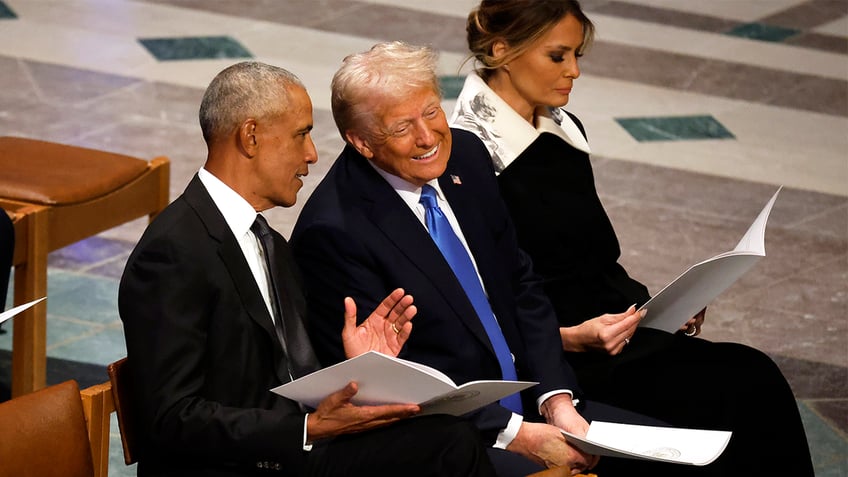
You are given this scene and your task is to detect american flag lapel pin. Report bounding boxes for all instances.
[451,174,462,185]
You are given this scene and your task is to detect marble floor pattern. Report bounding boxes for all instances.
[0,0,845,475]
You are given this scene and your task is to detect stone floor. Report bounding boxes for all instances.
[0,0,845,475]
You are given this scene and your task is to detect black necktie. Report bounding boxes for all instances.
[250,214,320,381]
[251,215,289,349]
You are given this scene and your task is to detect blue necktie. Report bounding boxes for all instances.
[419,184,523,414]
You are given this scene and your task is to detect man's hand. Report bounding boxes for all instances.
[342,288,416,359]
[540,394,589,437]
[507,421,599,475]
[680,307,707,337]
[559,305,644,355]
[306,382,420,442]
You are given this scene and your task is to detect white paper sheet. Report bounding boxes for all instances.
[0,297,47,325]
[271,351,536,416]
[563,421,732,466]
[639,188,781,332]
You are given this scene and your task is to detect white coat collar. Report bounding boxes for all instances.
[449,73,590,174]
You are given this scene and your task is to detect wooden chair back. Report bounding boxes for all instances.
[108,357,139,465]
[0,380,95,477]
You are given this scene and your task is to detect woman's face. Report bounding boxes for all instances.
[490,13,584,121]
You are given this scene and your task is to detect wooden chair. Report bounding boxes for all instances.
[0,379,114,477]
[107,357,138,465]
[0,136,169,397]
[81,381,116,477]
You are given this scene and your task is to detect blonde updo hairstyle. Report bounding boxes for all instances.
[466,0,595,81]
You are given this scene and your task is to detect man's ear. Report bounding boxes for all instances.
[345,130,374,159]
[238,118,258,157]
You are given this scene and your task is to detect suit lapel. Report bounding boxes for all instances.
[440,160,524,349]
[183,176,292,384]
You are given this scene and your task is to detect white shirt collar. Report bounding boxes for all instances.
[448,73,590,174]
[197,167,257,237]
[368,160,446,212]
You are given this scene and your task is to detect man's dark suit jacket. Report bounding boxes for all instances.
[291,128,580,444]
[119,175,318,476]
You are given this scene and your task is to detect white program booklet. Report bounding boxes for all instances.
[0,297,47,325]
[271,351,536,416]
[639,188,781,333]
[562,421,732,466]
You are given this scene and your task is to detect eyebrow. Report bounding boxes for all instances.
[386,100,440,129]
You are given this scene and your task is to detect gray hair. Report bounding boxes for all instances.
[331,41,440,140]
[199,61,304,144]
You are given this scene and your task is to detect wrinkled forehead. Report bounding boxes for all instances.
[365,85,442,126]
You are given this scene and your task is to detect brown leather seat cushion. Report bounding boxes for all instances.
[0,380,95,477]
[0,136,148,205]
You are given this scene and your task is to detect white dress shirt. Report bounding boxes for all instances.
[197,168,311,450]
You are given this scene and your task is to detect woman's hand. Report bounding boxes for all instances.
[680,307,707,337]
[560,305,644,355]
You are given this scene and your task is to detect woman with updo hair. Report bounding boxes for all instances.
[451,1,814,475]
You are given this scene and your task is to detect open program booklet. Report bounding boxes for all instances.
[271,351,536,416]
[639,188,781,333]
[562,421,732,466]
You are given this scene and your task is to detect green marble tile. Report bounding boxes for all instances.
[0,1,16,19]
[439,75,465,100]
[725,23,799,43]
[47,324,126,366]
[0,269,120,343]
[798,400,848,477]
[138,36,252,61]
[44,269,120,325]
[615,115,735,142]
[0,314,98,353]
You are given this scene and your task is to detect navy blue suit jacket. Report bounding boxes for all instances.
[291,129,580,444]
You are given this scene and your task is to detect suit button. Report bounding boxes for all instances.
[274,463,281,470]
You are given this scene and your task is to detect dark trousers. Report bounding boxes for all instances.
[308,414,497,477]
[569,328,814,476]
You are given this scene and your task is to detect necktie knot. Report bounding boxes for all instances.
[419,184,438,210]
[251,214,271,238]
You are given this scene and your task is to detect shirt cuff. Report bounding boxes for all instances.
[536,390,577,416]
[493,413,523,449]
[302,414,313,452]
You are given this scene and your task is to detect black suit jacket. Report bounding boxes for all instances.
[291,129,579,444]
[497,114,651,324]
[119,175,318,476]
